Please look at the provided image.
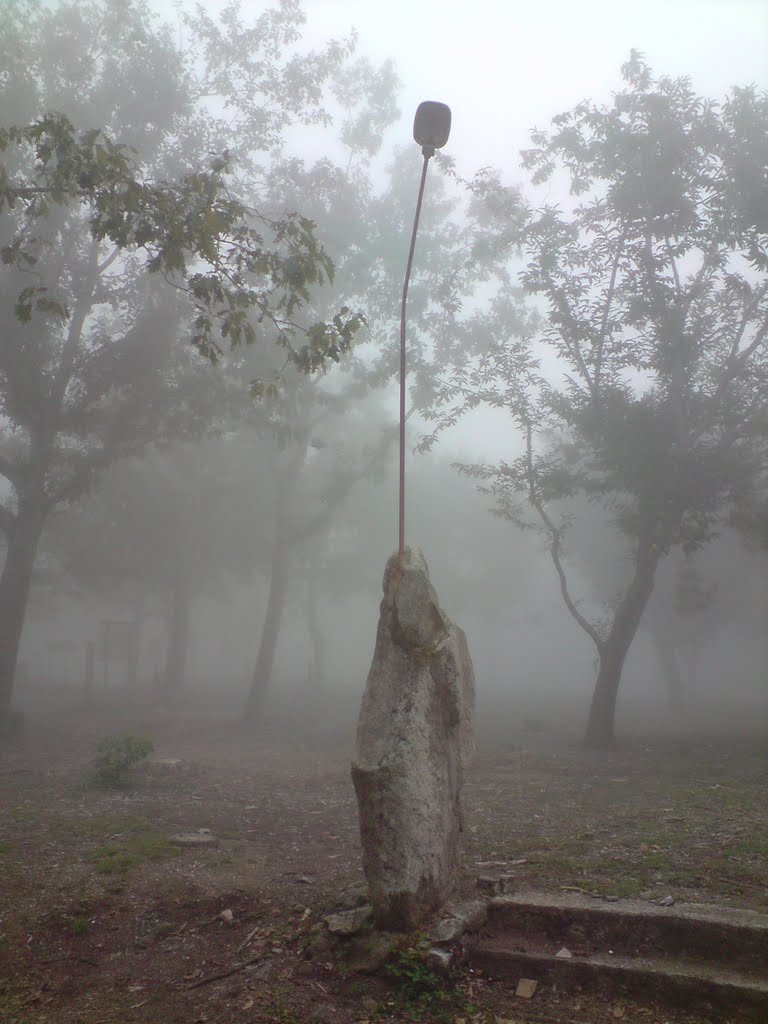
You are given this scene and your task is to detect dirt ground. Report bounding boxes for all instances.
[1,696,766,1024]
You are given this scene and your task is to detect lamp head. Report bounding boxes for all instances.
[413,101,451,154]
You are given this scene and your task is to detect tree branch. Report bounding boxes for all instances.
[524,423,604,650]
[594,222,628,398]
[44,444,119,511]
[715,307,768,406]
[681,243,720,322]
[296,406,417,544]
[0,455,21,488]
[541,269,597,406]
[664,238,683,300]
[44,239,101,445]
[97,245,121,275]
[0,501,16,536]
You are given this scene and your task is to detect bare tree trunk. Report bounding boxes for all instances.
[0,501,45,725]
[648,620,684,707]
[243,430,308,727]
[681,643,701,702]
[585,546,660,748]
[305,561,326,694]
[84,641,96,705]
[163,578,191,696]
[126,593,145,689]
[244,539,288,725]
[585,641,625,749]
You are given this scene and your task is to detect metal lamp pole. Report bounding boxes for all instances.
[399,101,452,555]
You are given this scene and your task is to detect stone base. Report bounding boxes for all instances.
[352,547,474,931]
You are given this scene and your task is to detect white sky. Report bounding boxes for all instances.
[151,0,768,460]
[291,0,768,459]
[297,0,768,181]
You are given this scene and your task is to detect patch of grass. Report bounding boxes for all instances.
[83,818,179,876]
[0,984,45,1024]
[261,988,300,1023]
[8,802,42,826]
[722,836,768,859]
[597,876,644,899]
[152,919,176,940]
[73,814,158,838]
[88,734,153,787]
[0,839,22,879]
[263,1009,299,1024]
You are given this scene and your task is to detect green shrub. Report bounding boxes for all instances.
[384,945,448,1018]
[89,734,153,787]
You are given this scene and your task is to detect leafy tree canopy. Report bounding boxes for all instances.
[0,0,367,366]
[0,0,369,712]
[425,53,768,745]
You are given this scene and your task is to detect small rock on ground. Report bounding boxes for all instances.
[426,947,453,972]
[171,828,217,847]
[325,905,373,936]
[430,916,465,943]
[430,898,488,944]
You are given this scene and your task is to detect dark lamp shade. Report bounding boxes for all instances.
[413,101,451,149]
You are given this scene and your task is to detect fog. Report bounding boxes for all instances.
[19,448,768,736]
[1,0,767,750]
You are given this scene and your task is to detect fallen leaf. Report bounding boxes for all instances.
[612,1004,626,1018]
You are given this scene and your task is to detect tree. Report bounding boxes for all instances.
[0,0,366,720]
[428,54,768,746]
[231,58,525,724]
[46,434,277,694]
[242,382,402,723]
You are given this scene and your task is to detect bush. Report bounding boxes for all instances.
[385,945,449,1018]
[89,734,153,787]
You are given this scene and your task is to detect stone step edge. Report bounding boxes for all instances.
[485,892,768,964]
[468,943,768,1019]
[486,892,768,933]
[470,941,768,991]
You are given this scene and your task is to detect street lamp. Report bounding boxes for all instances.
[399,101,451,555]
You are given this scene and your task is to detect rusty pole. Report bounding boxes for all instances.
[399,149,433,556]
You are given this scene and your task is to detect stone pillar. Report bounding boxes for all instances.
[352,547,474,931]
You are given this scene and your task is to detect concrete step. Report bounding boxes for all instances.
[466,893,768,1021]
[483,892,768,972]
[468,941,768,1021]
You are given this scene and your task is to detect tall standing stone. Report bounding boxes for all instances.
[351,547,474,930]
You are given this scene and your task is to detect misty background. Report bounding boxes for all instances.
[2,0,767,742]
